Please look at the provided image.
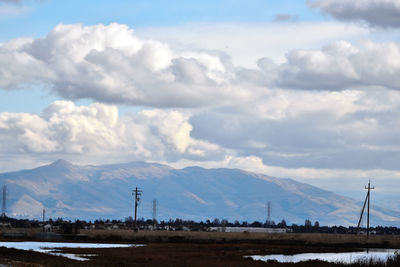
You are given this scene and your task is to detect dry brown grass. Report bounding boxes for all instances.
[1,229,400,266]
[0,242,398,267]
[78,229,400,248]
[5,227,400,248]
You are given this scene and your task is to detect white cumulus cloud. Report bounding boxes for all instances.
[0,101,221,168]
[1,23,399,105]
[0,23,242,108]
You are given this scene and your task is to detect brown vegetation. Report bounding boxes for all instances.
[0,242,399,267]
[0,230,400,266]
[80,229,400,248]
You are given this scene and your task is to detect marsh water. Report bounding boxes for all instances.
[248,249,399,264]
[0,241,141,261]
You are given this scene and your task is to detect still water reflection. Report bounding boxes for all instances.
[248,249,399,264]
[0,241,141,261]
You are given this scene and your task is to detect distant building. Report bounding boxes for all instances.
[207,227,292,233]
[0,222,11,228]
[181,226,190,232]
[44,224,52,232]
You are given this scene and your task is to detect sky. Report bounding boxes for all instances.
[1,0,400,209]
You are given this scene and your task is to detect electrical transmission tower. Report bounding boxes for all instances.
[1,185,7,219]
[267,201,271,225]
[152,199,157,225]
[132,187,142,232]
[357,180,374,238]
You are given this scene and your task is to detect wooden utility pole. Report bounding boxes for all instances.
[152,199,157,227]
[1,185,6,219]
[132,187,142,232]
[366,181,374,239]
[357,180,374,239]
[42,208,45,232]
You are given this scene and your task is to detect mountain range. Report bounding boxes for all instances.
[1,159,399,226]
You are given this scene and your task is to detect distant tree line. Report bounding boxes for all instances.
[1,216,400,235]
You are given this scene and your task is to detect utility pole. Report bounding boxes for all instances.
[267,201,271,225]
[132,187,142,232]
[357,180,374,239]
[42,208,45,232]
[1,185,6,219]
[152,199,157,226]
[366,180,374,239]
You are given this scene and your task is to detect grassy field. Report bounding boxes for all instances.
[1,230,400,266]
[78,229,400,248]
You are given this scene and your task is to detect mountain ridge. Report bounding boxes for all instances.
[0,159,399,226]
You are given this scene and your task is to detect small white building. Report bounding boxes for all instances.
[43,224,52,232]
[207,227,292,233]
[0,223,11,228]
[181,226,190,231]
